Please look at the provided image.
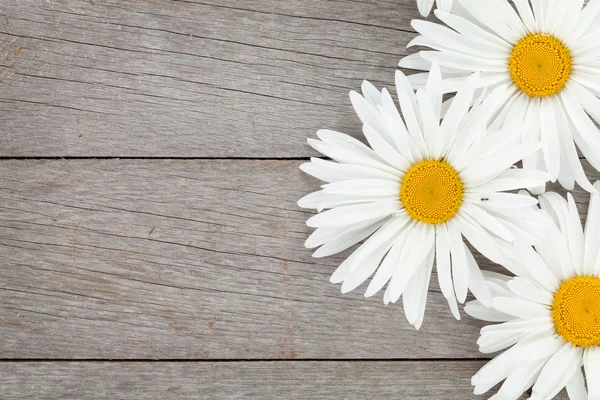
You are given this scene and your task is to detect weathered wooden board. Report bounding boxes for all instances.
[0,159,593,359]
[0,0,416,157]
[0,361,569,399]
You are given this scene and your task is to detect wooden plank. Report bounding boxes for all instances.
[0,361,569,399]
[0,159,593,359]
[0,0,416,157]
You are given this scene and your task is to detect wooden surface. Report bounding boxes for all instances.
[0,0,577,399]
[1,361,567,400]
[0,159,495,360]
[0,0,413,157]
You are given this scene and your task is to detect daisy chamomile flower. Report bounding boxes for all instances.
[466,187,600,400]
[399,0,600,192]
[417,0,452,17]
[297,65,551,329]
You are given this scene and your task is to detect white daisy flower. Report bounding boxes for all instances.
[298,65,551,329]
[466,187,600,400]
[417,0,453,17]
[399,0,600,193]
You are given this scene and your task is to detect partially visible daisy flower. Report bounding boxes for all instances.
[399,0,600,192]
[466,187,600,400]
[417,0,452,17]
[298,65,551,329]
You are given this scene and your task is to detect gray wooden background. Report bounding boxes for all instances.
[0,1,575,398]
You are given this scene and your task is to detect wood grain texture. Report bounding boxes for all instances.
[0,0,417,157]
[0,159,488,359]
[0,159,595,360]
[0,361,569,399]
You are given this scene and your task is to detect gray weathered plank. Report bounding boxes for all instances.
[0,159,593,359]
[0,361,569,399]
[0,0,416,157]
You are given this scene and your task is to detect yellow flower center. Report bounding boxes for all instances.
[400,159,463,225]
[509,34,572,98]
[552,276,600,348]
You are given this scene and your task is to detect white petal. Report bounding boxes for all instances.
[538,193,577,278]
[307,217,387,249]
[469,168,551,193]
[448,221,468,303]
[584,182,600,275]
[453,212,504,265]
[314,193,396,211]
[416,88,440,160]
[458,0,522,43]
[306,219,381,249]
[435,223,453,300]
[435,0,452,12]
[459,142,541,185]
[420,50,506,73]
[492,297,549,320]
[398,52,432,71]
[434,10,511,52]
[550,95,596,193]
[480,327,559,358]
[584,346,600,399]
[403,244,434,329]
[448,85,509,163]
[306,200,400,228]
[460,203,513,242]
[298,190,324,209]
[386,223,435,304]
[439,72,479,158]
[494,360,546,400]
[531,343,583,400]
[480,317,554,340]
[565,367,588,400]
[340,240,392,294]
[395,70,428,157]
[322,179,400,197]
[300,157,400,183]
[365,228,410,297]
[362,125,410,172]
[417,0,435,16]
[488,208,549,246]
[308,135,399,176]
[467,0,526,43]
[507,277,554,306]
[379,88,421,163]
[561,90,600,175]
[349,90,396,148]
[409,20,507,60]
[558,158,576,191]
[311,218,390,258]
[473,333,560,395]
[342,216,411,277]
[330,247,360,284]
[513,0,536,33]
[465,300,513,322]
[477,330,525,354]
[472,192,539,210]
[571,0,600,41]
[540,98,561,180]
[504,242,560,293]
[565,193,585,276]
[360,80,382,107]
[452,126,521,172]
[425,63,443,122]
[465,245,492,307]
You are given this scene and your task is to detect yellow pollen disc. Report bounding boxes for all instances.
[552,276,600,348]
[509,33,572,98]
[400,159,463,225]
